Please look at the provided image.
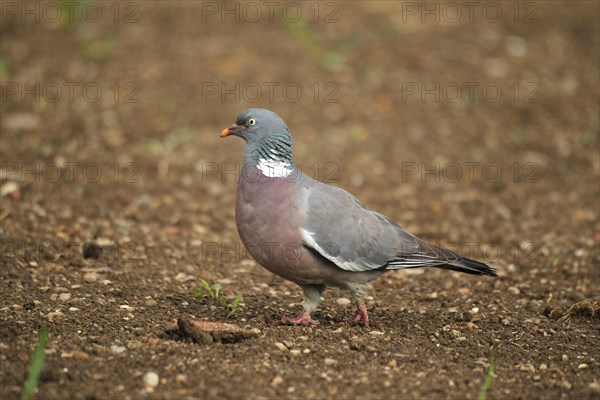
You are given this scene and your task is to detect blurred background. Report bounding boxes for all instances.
[1,1,599,399]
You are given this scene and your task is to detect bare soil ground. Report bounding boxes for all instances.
[1,1,599,399]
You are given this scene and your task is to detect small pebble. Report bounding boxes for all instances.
[111,345,126,354]
[324,358,337,366]
[72,351,89,361]
[502,319,510,326]
[589,381,600,392]
[369,330,384,335]
[59,293,71,301]
[289,349,301,356]
[466,322,479,330]
[145,299,157,306]
[336,298,351,306]
[578,363,589,369]
[520,363,535,373]
[176,374,187,384]
[282,340,293,348]
[47,311,64,321]
[275,342,287,351]
[1,181,20,197]
[84,272,98,283]
[143,372,159,389]
[507,286,520,295]
[506,36,527,57]
[271,376,283,387]
[303,349,310,354]
[539,363,547,372]
[562,354,569,363]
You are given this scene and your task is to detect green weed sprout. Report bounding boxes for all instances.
[212,283,222,299]
[227,294,243,318]
[195,278,242,319]
[196,278,222,300]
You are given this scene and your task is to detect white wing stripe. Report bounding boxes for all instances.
[301,229,368,272]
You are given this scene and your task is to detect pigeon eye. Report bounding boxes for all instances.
[247,118,256,126]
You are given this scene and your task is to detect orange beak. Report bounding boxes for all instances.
[220,123,244,138]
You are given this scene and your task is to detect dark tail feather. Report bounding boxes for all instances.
[438,257,497,277]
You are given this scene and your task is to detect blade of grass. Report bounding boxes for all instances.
[22,327,49,400]
[478,355,496,400]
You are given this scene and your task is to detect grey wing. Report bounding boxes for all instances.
[300,182,415,271]
[301,181,465,272]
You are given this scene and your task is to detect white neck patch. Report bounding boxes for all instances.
[257,158,293,178]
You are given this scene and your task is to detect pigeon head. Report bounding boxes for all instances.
[220,108,290,142]
[221,109,294,174]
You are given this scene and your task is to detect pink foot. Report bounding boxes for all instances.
[345,300,369,326]
[282,310,319,326]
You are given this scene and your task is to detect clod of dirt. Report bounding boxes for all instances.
[83,242,102,260]
[543,298,600,321]
[165,317,260,344]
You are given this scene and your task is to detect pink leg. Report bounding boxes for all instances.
[282,309,320,326]
[346,299,369,326]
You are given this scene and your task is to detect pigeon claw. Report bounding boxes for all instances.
[282,310,320,326]
[345,300,369,327]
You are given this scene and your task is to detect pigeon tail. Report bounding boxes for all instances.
[439,258,497,276]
